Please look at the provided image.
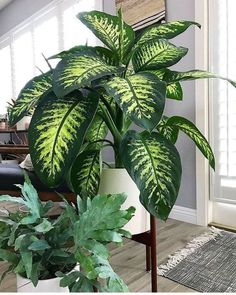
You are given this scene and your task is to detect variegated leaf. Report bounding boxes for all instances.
[70,149,101,198]
[9,72,52,126]
[85,115,108,149]
[120,130,182,220]
[132,39,188,72]
[136,21,200,47]
[166,116,215,169]
[156,116,179,144]
[53,51,121,98]
[104,73,166,131]
[29,90,99,187]
[77,10,135,60]
[164,69,236,88]
[166,82,183,100]
[50,46,119,66]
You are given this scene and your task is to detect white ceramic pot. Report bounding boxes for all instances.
[16,116,31,131]
[99,168,150,235]
[17,265,79,293]
[17,274,68,293]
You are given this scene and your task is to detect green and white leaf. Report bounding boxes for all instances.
[50,46,119,66]
[29,90,99,187]
[70,149,101,198]
[53,51,121,97]
[164,69,236,88]
[85,115,108,148]
[120,130,182,220]
[9,72,52,126]
[156,116,179,144]
[105,73,166,131]
[132,39,188,72]
[166,116,215,169]
[135,21,200,47]
[166,82,183,100]
[77,10,135,60]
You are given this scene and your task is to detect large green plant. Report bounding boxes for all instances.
[0,176,134,292]
[9,10,236,220]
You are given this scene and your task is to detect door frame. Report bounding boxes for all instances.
[195,0,213,226]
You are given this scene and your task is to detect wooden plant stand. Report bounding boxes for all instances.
[131,215,157,292]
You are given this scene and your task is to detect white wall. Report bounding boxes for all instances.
[166,0,196,209]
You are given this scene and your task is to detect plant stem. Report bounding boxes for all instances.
[99,104,122,144]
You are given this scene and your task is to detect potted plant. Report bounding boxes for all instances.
[0,175,134,292]
[8,10,236,233]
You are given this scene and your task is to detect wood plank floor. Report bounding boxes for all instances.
[0,202,208,292]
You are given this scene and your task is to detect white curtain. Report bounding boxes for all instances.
[0,0,102,114]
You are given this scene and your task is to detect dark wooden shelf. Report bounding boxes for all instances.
[0,129,28,133]
[0,145,29,154]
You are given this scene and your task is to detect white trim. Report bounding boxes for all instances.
[195,0,212,226]
[169,205,197,225]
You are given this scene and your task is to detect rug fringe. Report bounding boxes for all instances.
[157,227,222,276]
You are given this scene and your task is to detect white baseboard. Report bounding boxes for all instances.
[169,205,197,224]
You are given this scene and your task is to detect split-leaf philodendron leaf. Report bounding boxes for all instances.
[29,90,99,187]
[105,73,166,131]
[53,51,121,97]
[132,39,188,72]
[9,71,52,126]
[77,10,135,61]
[120,130,182,220]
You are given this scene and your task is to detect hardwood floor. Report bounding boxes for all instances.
[0,202,208,292]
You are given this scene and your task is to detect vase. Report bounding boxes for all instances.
[99,168,150,235]
[17,265,79,293]
[16,116,31,131]
[16,275,68,293]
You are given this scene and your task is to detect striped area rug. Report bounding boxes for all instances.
[158,228,236,292]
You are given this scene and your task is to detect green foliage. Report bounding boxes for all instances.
[135,21,201,47]
[0,178,133,292]
[120,130,182,220]
[9,10,236,221]
[9,71,52,126]
[29,90,99,187]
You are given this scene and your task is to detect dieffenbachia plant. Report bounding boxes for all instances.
[9,10,236,220]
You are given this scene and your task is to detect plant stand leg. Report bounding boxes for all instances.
[146,245,151,271]
[132,214,157,292]
[150,215,157,292]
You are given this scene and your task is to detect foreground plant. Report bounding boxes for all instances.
[9,10,236,220]
[0,176,134,292]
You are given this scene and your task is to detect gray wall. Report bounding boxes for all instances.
[166,0,196,209]
[0,0,197,209]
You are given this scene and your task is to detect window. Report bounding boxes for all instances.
[0,0,102,114]
[209,0,236,205]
